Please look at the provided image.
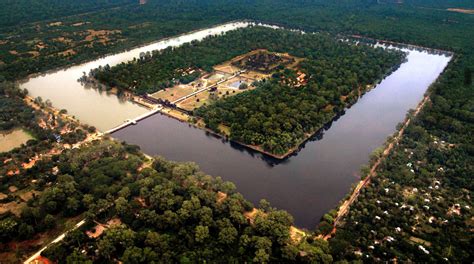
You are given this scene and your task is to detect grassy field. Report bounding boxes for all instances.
[0,129,34,153]
[178,90,213,111]
[150,84,196,102]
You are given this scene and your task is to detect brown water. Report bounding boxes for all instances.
[20,22,251,131]
[112,48,451,228]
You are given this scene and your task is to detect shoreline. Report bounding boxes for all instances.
[321,53,455,240]
[348,35,454,56]
[17,20,251,85]
[98,24,412,160]
[153,80,382,161]
[16,19,452,87]
[109,51,403,161]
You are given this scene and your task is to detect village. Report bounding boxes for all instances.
[0,94,102,232]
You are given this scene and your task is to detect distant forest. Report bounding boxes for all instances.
[0,0,472,262]
[0,0,135,28]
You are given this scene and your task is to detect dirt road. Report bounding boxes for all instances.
[324,94,431,239]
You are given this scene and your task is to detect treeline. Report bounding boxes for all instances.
[303,1,473,262]
[329,58,473,261]
[0,0,472,262]
[0,82,37,132]
[1,0,472,82]
[0,0,135,28]
[0,81,95,188]
[0,141,143,261]
[190,27,404,155]
[0,0,239,81]
[93,26,403,155]
[0,140,332,263]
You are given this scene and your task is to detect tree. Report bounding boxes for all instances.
[464,67,472,86]
[43,214,56,229]
[0,218,18,242]
[121,246,145,263]
[66,249,93,264]
[218,226,238,245]
[195,225,209,243]
[253,237,272,263]
[98,238,116,259]
[115,196,131,216]
[239,82,248,90]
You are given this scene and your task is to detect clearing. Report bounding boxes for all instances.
[0,129,34,153]
[446,8,474,14]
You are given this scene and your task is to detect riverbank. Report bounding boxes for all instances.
[321,55,454,240]
[349,35,454,56]
[193,82,385,160]
[18,20,251,84]
[152,79,388,161]
[17,20,452,229]
[20,22,254,132]
[153,81,378,161]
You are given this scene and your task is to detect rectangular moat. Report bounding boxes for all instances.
[112,47,451,227]
[20,22,452,228]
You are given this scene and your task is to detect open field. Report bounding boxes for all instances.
[150,84,197,102]
[0,129,34,153]
[240,71,270,80]
[213,64,241,74]
[177,76,252,111]
[0,201,25,216]
[178,90,212,111]
[447,8,474,14]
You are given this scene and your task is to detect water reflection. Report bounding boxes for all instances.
[20,22,251,131]
[113,48,451,228]
[19,20,452,228]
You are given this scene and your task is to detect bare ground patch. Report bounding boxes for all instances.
[447,8,474,14]
[177,90,212,111]
[57,49,77,56]
[0,129,34,153]
[150,85,196,102]
[0,201,26,216]
[85,29,121,43]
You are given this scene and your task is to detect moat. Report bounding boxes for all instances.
[20,22,451,228]
[113,47,450,228]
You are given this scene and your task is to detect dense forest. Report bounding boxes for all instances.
[0,0,136,28]
[0,82,37,132]
[91,26,404,96]
[0,140,332,263]
[0,0,472,81]
[93,27,404,155]
[0,0,472,262]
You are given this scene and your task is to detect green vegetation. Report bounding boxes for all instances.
[329,122,473,262]
[0,82,37,132]
[0,81,92,176]
[1,140,332,262]
[0,0,472,262]
[195,29,403,155]
[0,0,136,28]
[93,27,404,155]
